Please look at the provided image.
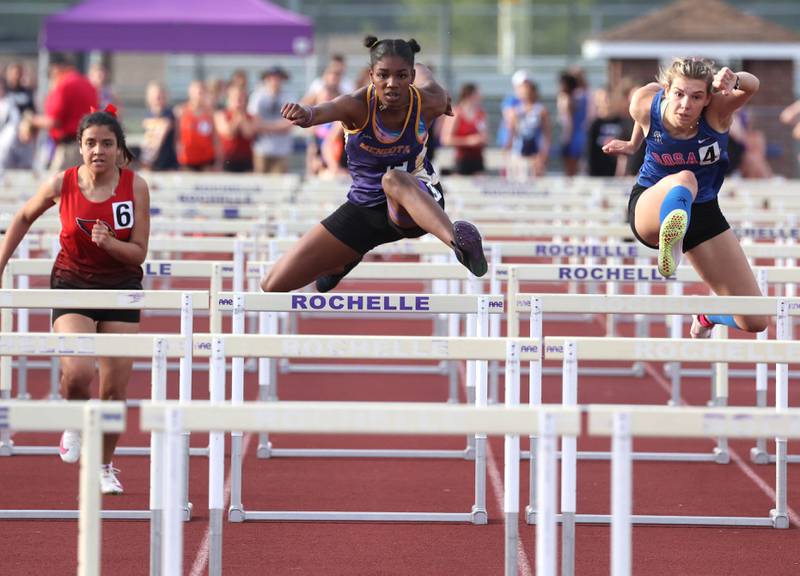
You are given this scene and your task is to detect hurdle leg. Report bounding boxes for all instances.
[229,296,246,521]
[503,341,521,576]
[78,403,103,576]
[526,298,543,524]
[561,340,578,576]
[446,277,460,404]
[751,270,769,464]
[471,298,489,523]
[149,338,168,576]
[464,301,477,457]
[162,407,184,576]
[536,412,558,576]
[257,311,277,458]
[771,301,790,529]
[488,247,502,404]
[179,293,194,520]
[611,413,632,576]
[712,326,730,464]
[209,337,226,573]
[16,238,30,400]
[667,282,683,406]
[0,285,12,454]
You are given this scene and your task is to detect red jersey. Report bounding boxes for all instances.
[219,110,254,164]
[452,106,486,161]
[52,166,143,288]
[178,107,215,167]
[44,70,98,143]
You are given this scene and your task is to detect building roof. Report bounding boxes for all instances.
[584,0,800,60]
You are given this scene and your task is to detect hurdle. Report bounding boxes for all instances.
[0,400,125,576]
[140,400,581,576]
[589,405,800,576]
[0,333,186,522]
[186,333,539,525]
[214,292,503,461]
[0,288,206,458]
[544,337,794,575]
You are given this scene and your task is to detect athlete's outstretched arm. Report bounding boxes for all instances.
[707,68,759,129]
[282,90,367,131]
[91,175,150,266]
[414,64,451,119]
[0,175,60,277]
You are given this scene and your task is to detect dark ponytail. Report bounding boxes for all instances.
[77,109,135,166]
[364,35,421,68]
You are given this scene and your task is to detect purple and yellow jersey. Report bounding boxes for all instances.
[344,84,439,207]
[637,89,729,204]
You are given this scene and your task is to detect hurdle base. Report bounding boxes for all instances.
[237,510,476,523]
[5,444,209,458]
[525,504,535,525]
[280,362,447,376]
[770,509,790,529]
[768,453,800,464]
[0,437,13,456]
[712,447,730,464]
[256,441,273,459]
[265,447,472,459]
[526,513,775,527]
[0,509,150,520]
[183,502,193,522]
[750,447,769,464]
[471,505,488,525]
[228,505,245,523]
[519,449,720,462]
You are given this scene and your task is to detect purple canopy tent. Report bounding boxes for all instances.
[41,0,313,55]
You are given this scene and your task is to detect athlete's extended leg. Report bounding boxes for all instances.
[685,229,769,335]
[634,170,698,276]
[381,169,487,276]
[54,314,96,463]
[261,224,361,292]
[98,320,138,465]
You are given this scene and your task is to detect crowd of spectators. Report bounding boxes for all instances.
[0,54,787,179]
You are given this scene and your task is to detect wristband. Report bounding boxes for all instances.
[733,74,740,91]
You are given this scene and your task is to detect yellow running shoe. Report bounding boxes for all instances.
[657,209,688,278]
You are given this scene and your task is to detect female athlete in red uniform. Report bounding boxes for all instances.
[0,105,150,494]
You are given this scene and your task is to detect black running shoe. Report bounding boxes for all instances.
[315,257,363,293]
[451,221,488,277]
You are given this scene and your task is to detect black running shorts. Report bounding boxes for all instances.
[321,183,446,255]
[51,277,143,325]
[627,183,730,253]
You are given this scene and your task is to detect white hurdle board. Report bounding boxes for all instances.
[141,401,580,576]
[0,400,126,576]
[589,406,800,576]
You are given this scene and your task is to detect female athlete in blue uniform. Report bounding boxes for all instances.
[260,36,487,294]
[604,58,768,338]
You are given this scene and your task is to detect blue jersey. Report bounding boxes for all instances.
[637,89,728,204]
[344,84,438,207]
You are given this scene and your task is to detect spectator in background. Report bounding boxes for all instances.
[248,66,293,174]
[506,79,550,179]
[176,80,217,171]
[557,69,589,176]
[4,62,35,117]
[440,83,488,175]
[230,69,249,93]
[780,98,800,170]
[497,69,528,149]
[88,63,119,112]
[586,87,626,177]
[215,84,256,172]
[140,81,179,171]
[206,77,226,111]
[303,54,354,103]
[0,79,21,171]
[3,63,35,169]
[30,53,97,171]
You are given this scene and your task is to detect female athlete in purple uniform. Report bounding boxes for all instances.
[604,58,768,338]
[260,36,487,294]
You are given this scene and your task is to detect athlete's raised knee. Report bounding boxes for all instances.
[737,314,769,333]
[381,169,409,196]
[672,170,698,195]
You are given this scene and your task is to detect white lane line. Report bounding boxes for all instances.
[459,363,533,576]
[189,433,253,576]
[643,362,799,527]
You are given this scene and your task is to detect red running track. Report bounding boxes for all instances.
[0,280,799,575]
